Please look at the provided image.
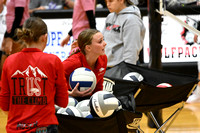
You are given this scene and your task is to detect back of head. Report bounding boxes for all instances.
[16,17,47,45]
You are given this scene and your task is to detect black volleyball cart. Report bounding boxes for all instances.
[56,62,198,133]
[104,62,199,133]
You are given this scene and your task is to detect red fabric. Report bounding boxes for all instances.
[62,52,107,94]
[0,80,1,90]
[0,48,68,133]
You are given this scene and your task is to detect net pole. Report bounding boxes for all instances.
[148,0,163,128]
[148,0,162,70]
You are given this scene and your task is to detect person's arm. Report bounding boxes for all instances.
[4,7,24,38]
[62,58,92,97]
[0,50,10,80]
[54,58,69,108]
[62,58,77,90]
[0,38,12,77]
[68,29,73,36]
[94,77,103,92]
[29,6,45,14]
[194,21,200,43]
[93,55,107,93]
[29,0,46,14]
[0,60,10,111]
[194,34,198,43]
[61,29,73,47]
[198,62,200,86]
[123,18,145,65]
[198,72,200,86]
[65,0,74,9]
[86,10,96,29]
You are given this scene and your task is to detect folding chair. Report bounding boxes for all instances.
[105,62,199,133]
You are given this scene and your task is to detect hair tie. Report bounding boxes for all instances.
[69,47,80,56]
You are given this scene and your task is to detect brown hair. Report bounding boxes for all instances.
[126,0,134,6]
[16,17,47,45]
[70,29,100,56]
[104,0,133,6]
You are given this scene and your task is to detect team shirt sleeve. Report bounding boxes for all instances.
[54,58,69,108]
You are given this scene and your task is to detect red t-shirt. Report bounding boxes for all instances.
[0,48,68,133]
[62,52,107,94]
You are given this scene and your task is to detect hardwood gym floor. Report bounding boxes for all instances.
[139,102,200,133]
[0,102,200,133]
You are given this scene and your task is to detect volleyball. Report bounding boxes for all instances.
[89,91,119,118]
[116,100,123,111]
[68,96,78,106]
[123,72,144,82]
[69,67,97,92]
[76,99,91,117]
[57,106,83,117]
[57,107,66,114]
[85,114,93,119]
[156,83,172,88]
[54,105,61,112]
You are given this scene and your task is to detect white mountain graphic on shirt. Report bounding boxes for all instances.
[11,65,47,78]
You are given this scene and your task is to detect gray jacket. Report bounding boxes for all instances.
[103,6,146,67]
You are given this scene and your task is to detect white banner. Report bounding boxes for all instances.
[43,15,200,63]
[43,19,73,61]
[143,15,200,63]
[43,18,106,61]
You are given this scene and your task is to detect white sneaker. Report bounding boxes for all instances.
[186,94,200,103]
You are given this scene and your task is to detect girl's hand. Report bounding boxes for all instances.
[61,35,70,47]
[70,40,78,50]
[68,83,93,97]
[2,38,13,55]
